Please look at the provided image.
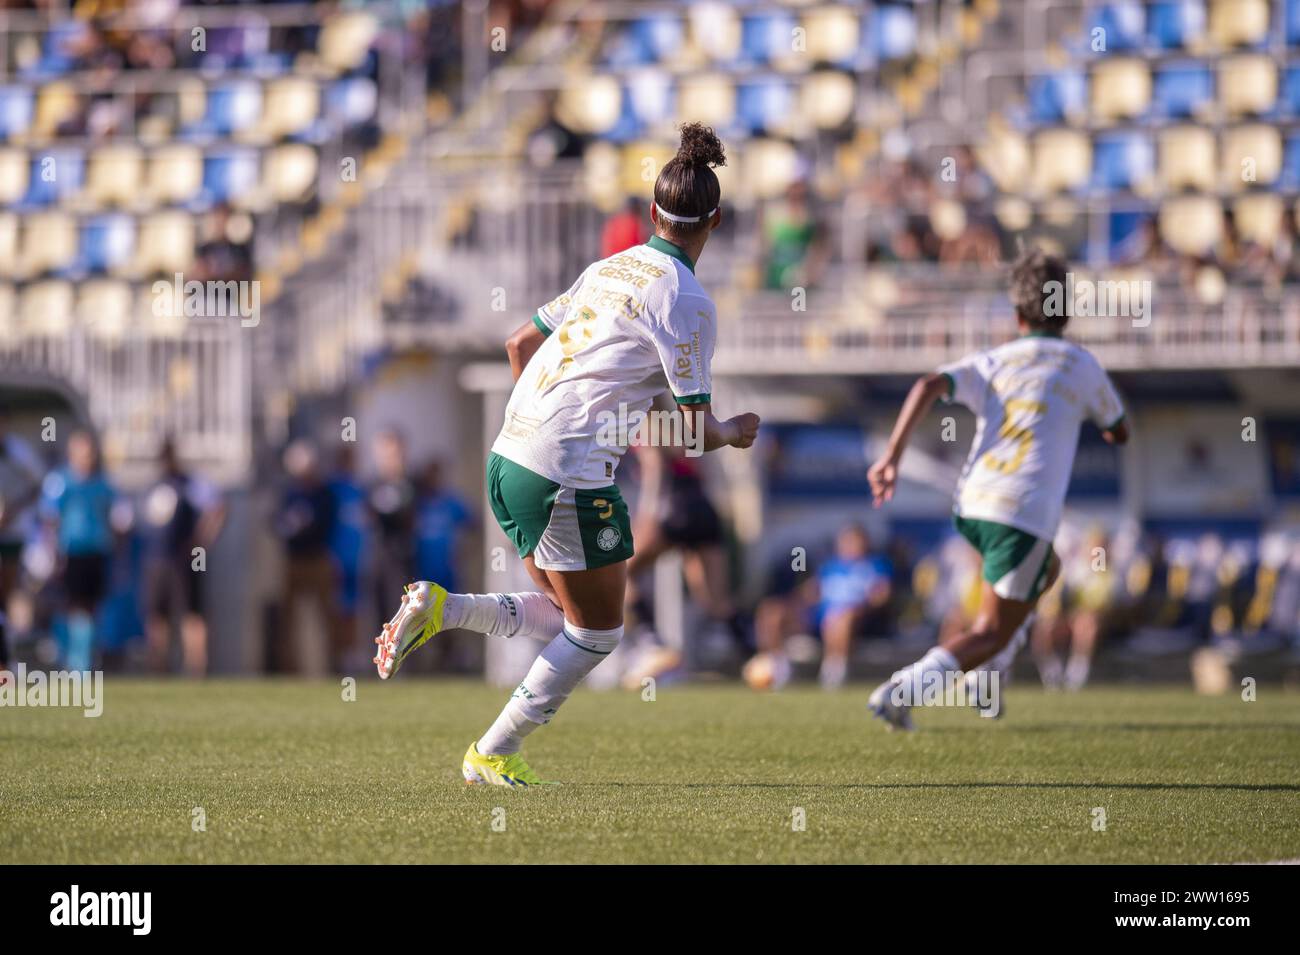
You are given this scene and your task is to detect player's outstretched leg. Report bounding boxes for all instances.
[373,582,564,679]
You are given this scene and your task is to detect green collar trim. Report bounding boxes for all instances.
[1022,329,1063,339]
[646,235,695,273]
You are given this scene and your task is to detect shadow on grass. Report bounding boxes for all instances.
[600,781,1300,792]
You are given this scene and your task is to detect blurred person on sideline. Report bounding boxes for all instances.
[42,430,116,672]
[368,429,418,640]
[274,440,344,673]
[413,459,472,595]
[761,180,828,291]
[601,197,648,258]
[0,416,46,673]
[140,438,226,677]
[328,445,369,673]
[750,524,893,690]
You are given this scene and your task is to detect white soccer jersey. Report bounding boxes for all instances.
[491,237,716,489]
[938,334,1124,541]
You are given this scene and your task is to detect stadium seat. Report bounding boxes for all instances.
[324,78,378,129]
[21,210,77,277]
[1028,69,1088,124]
[319,12,380,74]
[85,145,144,208]
[135,211,196,277]
[32,82,79,141]
[1279,133,1300,189]
[1289,0,1300,44]
[676,74,737,130]
[1148,0,1208,49]
[0,148,29,205]
[1092,131,1156,192]
[260,77,320,140]
[803,6,863,67]
[21,148,84,208]
[800,71,856,130]
[625,72,675,132]
[201,149,261,207]
[688,4,742,63]
[1032,128,1092,194]
[77,214,136,276]
[1158,125,1217,191]
[1218,54,1276,117]
[147,144,204,206]
[977,124,1031,193]
[1220,124,1282,190]
[559,74,622,135]
[735,77,794,134]
[1233,192,1283,244]
[0,214,17,279]
[1207,0,1271,47]
[78,279,133,341]
[1089,1,1146,52]
[1158,194,1223,254]
[1091,58,1152,121]
[1152,62,1214,119]
[265,144,319,203]
[19,280,74,336]
[1282,66,1300,115]
[737,13,795,66]
[191,80,262,138]
[745,137,801,200]
[0,283,15,342]
[872,3,918,61]
[0,86,33,140]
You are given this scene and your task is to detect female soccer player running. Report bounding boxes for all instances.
[373,124,760,784]
[864,250,1129,729]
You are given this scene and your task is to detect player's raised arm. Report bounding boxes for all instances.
[867,371,951,506]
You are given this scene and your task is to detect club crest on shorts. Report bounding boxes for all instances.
[596,526,621,551]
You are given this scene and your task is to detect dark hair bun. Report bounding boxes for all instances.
[676,123,726,169]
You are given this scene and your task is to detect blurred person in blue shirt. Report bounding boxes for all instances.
[328,444,369,671]
[413,459,471,595]
[813,523,893,689]
[42,430,116,672]
[0,416,46,673]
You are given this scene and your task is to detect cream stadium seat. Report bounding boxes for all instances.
[0,213,16,279]
[1220,124,1282,191]
[676,74,737,129]
[803,6,862,67]
[1233,193,1283,245]
[688,3,742,63]
[1219,55,1277,117]
[19,280,75,337]
[31,82,79,141]
[0,283,16,344]
[78,279,133,342]
[265,144,318,203]
[1032,128,1092,194]
[0,148,27,205]
[616,141,675,198]
[135,211,196,277]
[85,144,144,208]
[259,76,320,140]
[1091,58,1152,122]
[1158,195,1223,256]
[319,11,380,74]
[140,282,188,339]
[1158,125,1216,191]
[1208,0,1270,48]
[800,71,856,130]
[745,137,800,200]
[977,124,1031,193]
[21,210,77,278]
[558,74,622,135]
[147,144,204,206]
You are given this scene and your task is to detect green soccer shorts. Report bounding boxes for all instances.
[486,452,634,572]
[954,514,1056,603]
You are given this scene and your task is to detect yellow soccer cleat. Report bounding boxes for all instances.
[461,742,550,787]
[373,581,448,680]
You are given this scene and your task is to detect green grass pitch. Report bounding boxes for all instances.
[3,680,1299,864]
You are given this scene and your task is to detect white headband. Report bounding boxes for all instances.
[654,202,717,224]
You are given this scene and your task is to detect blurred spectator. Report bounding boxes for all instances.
[761,180,828,290]
[42,430,116,672]
[601,198,648,258]
[274,439,344,673]
[328,445,369,673]
[0,417,45,671]
[413,459,472,593]
[368,429,416,632]
[140,438,225,677]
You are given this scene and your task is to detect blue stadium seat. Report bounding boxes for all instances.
[324,78,377,128]
[188,81,262,138]
[872,3,917,61]
[0,86,33,141]
[1288,0,1300,45]
[1152,62,1213,118]
[200,149,260,206]
[740,13,798,65]
[602,88,643,143]
[1092,132,1155,191]
[1147,0,1207,49]
[1028,70,1087,123]
[1281,134,1300,189]
[21,150,83,208]
[21,21,90,79]
[735,77,794,134]
[604,15,684,67]
[1283,66,1300,115]
[77,215,135,276]
[1089,1,1145,52]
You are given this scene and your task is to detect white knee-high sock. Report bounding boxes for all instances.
[477,621,623,755]
[442,590,564,640]
[891,646,960,699]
